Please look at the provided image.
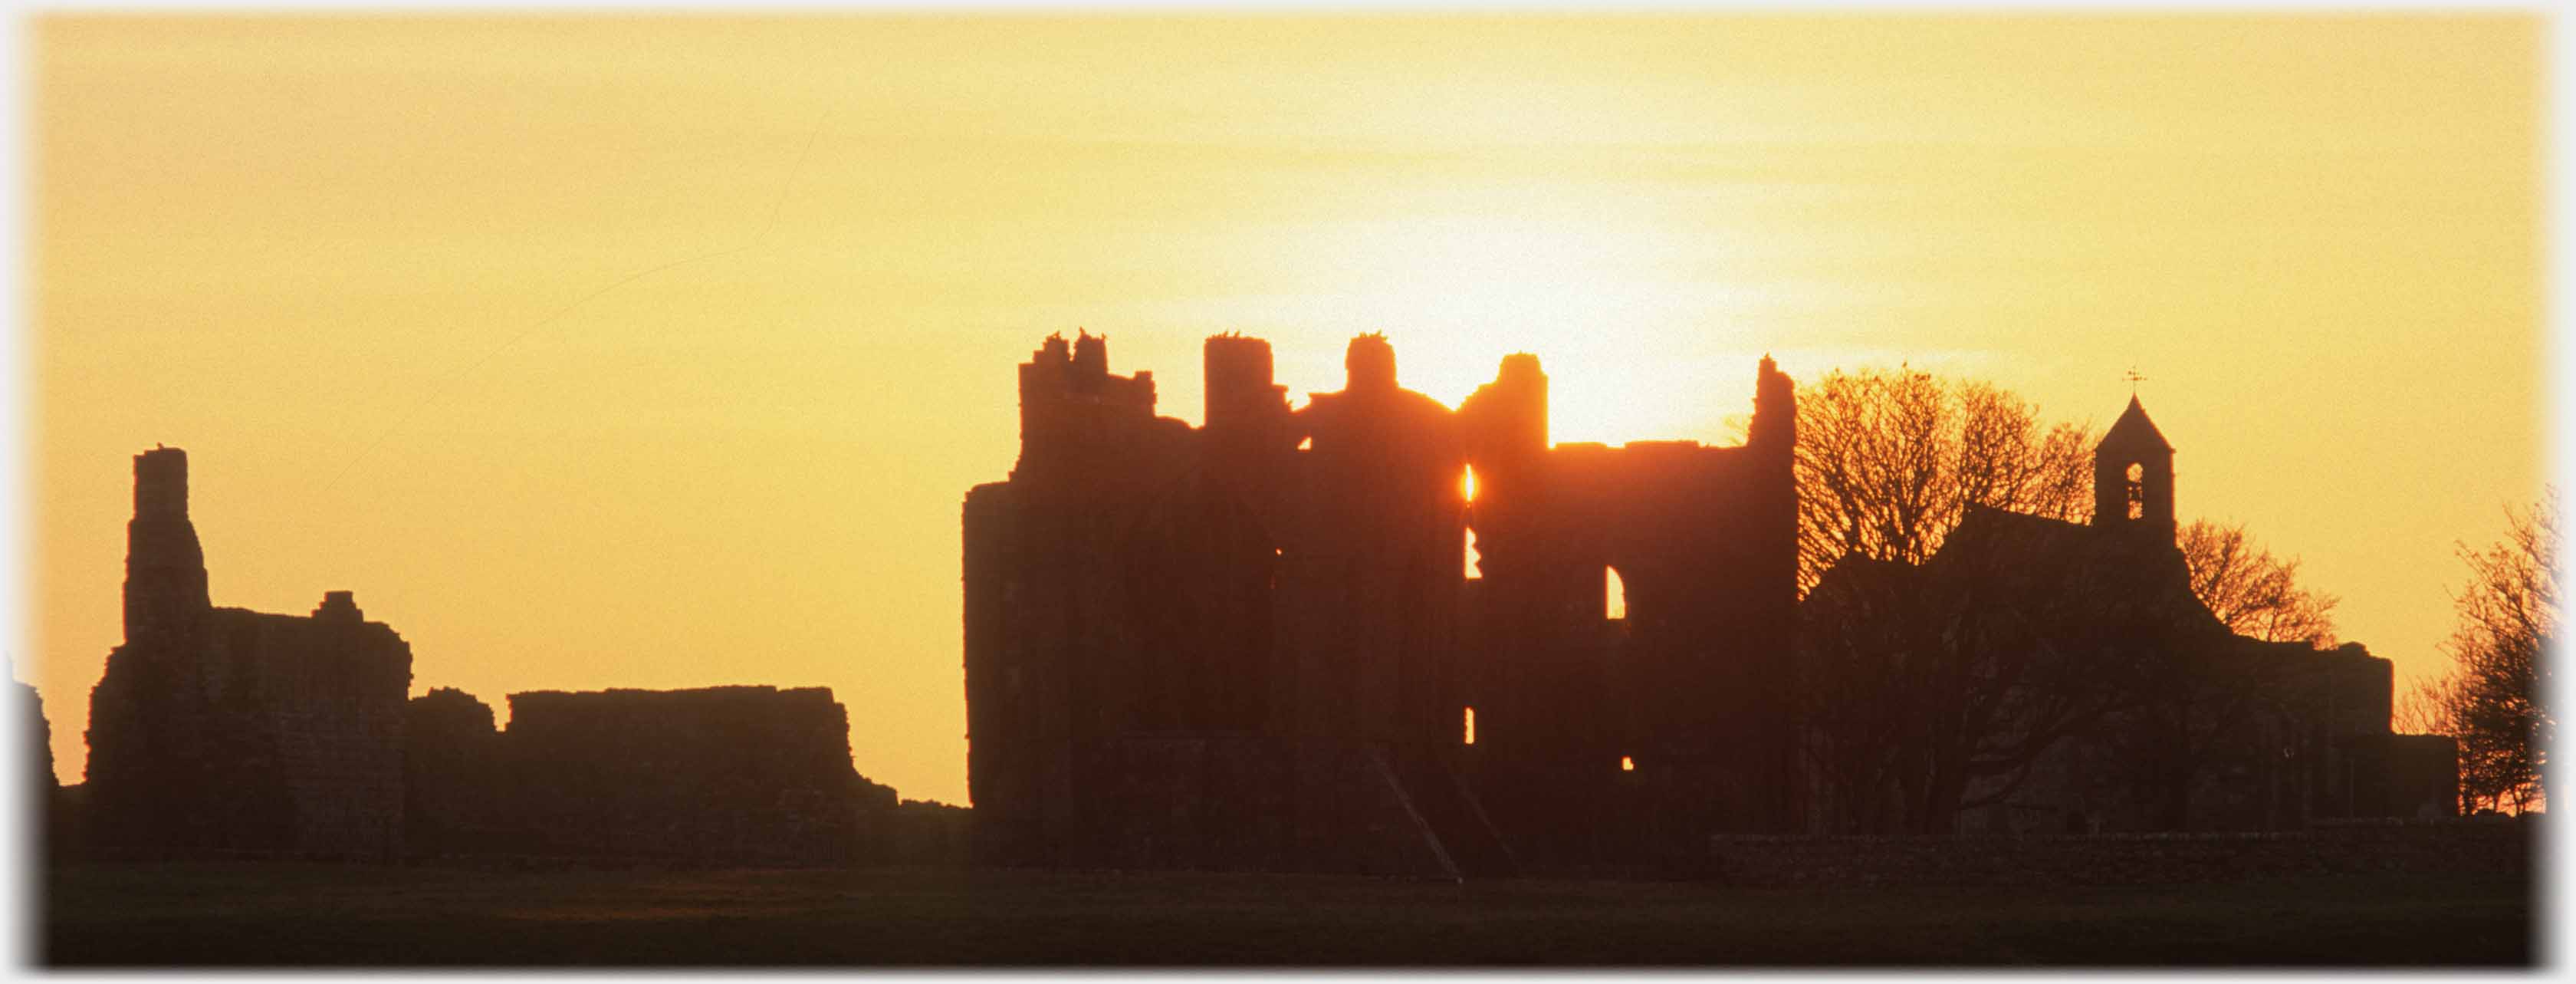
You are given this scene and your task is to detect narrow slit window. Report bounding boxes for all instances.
[1463,706,1477,745]
[2124,462,2146,520]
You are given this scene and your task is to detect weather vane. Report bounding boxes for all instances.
[2123,367,2148,395]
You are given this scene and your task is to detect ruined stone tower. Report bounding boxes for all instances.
[123,448,209,647]
[86,448,412,859]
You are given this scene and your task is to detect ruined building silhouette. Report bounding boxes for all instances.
[76,449,941,866]
[86,448,412,859]
[964,332,1799,875]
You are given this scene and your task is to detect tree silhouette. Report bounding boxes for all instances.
[2177,520,2340,646]
[1793,366,2091,594]
[1797,512,2177,833]
[2414,493,2556,813]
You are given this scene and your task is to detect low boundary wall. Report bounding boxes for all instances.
[1707,820,2535,887]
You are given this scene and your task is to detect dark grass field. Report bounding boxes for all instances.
[40,861,2535,967]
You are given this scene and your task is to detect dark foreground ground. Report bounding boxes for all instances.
[42,862,2535,967]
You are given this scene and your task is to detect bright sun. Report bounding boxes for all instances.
[1159,190,1784,448]
[1294,209,1769,448]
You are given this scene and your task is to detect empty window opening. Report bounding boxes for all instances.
[2124,462,2146,520]
[1464,528,1483,579]
[1463,706,1477,745]
[1460,465,1478,502]
[1620,755,1636,772]
[1605,567,1628,620]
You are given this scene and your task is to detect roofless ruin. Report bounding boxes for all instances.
[966,331,1799,875]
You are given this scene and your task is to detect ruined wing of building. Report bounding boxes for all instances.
[405,684,909,865]
[963,332,1799,877]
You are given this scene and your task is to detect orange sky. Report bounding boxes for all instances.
[26,15,2542,805]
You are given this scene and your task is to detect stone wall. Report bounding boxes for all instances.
[889,799,974,867]
[22,682,51,797]
[406,686,901,865]
[2341,732,2462,819]
[1705,820,2531,888]
[209,598,410,859]
[24,682,61,858]
[1096,733,1294,872]
[402,687,509,856]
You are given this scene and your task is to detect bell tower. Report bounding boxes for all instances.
[2092,396,2176,543]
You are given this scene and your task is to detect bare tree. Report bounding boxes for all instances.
[2177,520,2340,645]
[1794,367,2091,593]
[1799,515,2176,834]
[2417,494,2557,812]
[2393,677,2447,736]
[1789,369,2150,832]
[1797,557,1944,833]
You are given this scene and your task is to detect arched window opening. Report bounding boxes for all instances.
[2124,462,2146,520]
[1605,567,1628,620]
[1464,528,1482,580]
[1463,706,1477,745]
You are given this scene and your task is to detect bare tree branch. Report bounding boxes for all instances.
[2178,519,2339,646]
[2418,492,2557,812]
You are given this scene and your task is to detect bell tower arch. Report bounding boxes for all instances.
[2092,396,2176,543]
